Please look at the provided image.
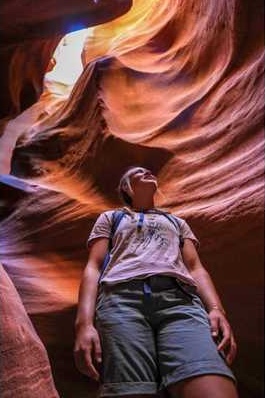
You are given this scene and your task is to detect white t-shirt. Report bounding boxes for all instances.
[87,209,199,286]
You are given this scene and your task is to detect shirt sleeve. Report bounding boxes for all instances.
[86,211,113,248]
[179,219,200,248]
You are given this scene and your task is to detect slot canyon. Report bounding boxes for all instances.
[0,1,264,397]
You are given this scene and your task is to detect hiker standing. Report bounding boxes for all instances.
[74,166,238,398]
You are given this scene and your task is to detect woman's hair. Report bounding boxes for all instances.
[118,166,141,207]
[119,189,133,207]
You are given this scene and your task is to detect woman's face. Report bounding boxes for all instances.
[126,167,158,193]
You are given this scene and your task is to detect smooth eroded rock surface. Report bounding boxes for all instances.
[0,1,264,397]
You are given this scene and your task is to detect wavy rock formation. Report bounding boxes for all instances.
[0,0,264,397]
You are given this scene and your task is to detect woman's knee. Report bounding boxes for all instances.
[167,375,238,398]
[113,396,157,398]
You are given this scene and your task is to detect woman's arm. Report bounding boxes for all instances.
[74,237,108,380]
[181,239,237,365]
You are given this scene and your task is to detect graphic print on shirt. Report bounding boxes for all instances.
[124,214,173,252]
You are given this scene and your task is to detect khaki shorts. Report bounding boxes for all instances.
[96,276,236,397]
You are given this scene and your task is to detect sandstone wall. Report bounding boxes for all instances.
[0,1,263,397]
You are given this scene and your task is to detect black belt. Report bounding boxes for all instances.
[103,275,196,298]
[144,275,180,291]
[143,275,196,298]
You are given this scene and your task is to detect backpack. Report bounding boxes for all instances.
[99,209,184,282]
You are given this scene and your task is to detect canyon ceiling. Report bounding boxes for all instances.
[0,1,264,397]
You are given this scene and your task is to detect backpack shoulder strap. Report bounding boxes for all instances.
[99,209,125,282]
[109,210,125,248]
[161,212,184,248]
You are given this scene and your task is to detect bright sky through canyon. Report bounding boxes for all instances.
[45,29,90,86]
[0,0,263,396]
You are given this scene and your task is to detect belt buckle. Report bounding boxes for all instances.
[143,277,152,295]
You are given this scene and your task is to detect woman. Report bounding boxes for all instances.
[74,166,238,398]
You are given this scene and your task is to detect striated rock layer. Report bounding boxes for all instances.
[0,263,59,398]
[0,0,264,397]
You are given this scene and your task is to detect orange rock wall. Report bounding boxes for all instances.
[0,263,59,398]
[0,1,264,397]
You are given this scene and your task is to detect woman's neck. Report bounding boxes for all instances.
[131,197,155,212]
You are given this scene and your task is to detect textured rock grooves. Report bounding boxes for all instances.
[0,263,59,398]
[0,1,264,397]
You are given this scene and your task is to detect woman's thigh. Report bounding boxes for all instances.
[155,291,236,390]
[96,288,159,396]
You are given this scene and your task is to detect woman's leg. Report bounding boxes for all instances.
[96,286,158,397]
[167,375,238,398]
[155,289,237,395]
[110,395,157,398]
[111,393,166,398]
[105,390,167,397]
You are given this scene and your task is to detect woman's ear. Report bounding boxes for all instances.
[122,181,129,193]
[123,180,134,196]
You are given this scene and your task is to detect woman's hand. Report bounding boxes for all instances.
[74,238,108,380]
[208,309,237,365]
[74,324,102,381]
